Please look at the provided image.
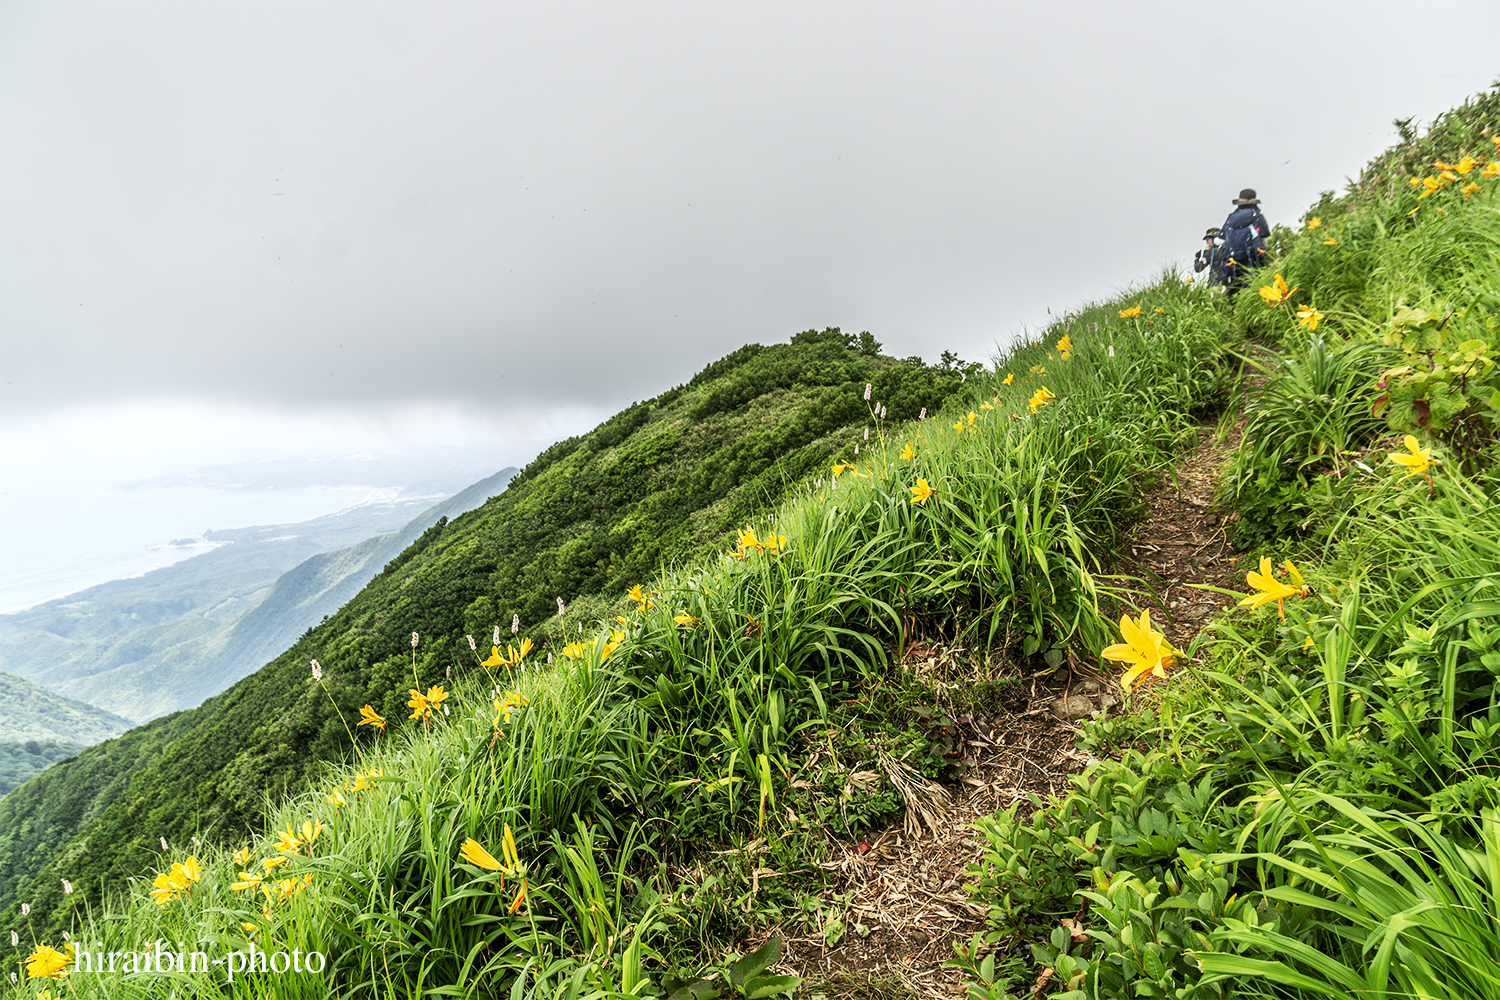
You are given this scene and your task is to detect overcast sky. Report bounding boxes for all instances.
[3,1,1499,480]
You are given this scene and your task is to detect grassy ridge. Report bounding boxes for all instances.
[0,331,968,939]
[2,274,1234,996]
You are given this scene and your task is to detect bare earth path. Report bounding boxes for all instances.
[774,362,1266,998]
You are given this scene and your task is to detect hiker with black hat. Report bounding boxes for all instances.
[1193,228,1225,285]
[1218,189,1270,297]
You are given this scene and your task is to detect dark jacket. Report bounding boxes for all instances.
[1220,206,1270,266]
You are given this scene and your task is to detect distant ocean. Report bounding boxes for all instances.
[0,485,379,614]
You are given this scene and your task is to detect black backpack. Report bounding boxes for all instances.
[1221,207,1266,265]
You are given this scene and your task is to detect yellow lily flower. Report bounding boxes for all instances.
[1323,237,1338,246]
[1306,217,1322,229]
[459,837,503,872]
[1482,161,1499,179]
[1296,305,1324,331]
[1030,365,1046,376]
[1239,556,1300,620]
[273,825,303,854]
[909,478,937,507]
[900,441,917,461]
[231,871,265,892]
[357,704,387,732]
[481,645,506,667]
[407,689,431,721]
[1101,609,1175,693]
[1389,434,1434,479]
[1258,274,1297,306]
[1119,305,1142,319]
[562,641,586,659]
[1003,373,1014,385]
[26,944,72,980]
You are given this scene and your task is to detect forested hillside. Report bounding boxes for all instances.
[0,329,971,933]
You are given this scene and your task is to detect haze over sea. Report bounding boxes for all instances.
[0,402,603,615]
[0,482,384,614]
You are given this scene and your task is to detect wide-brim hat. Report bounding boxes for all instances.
[1204,227,1222,238]
[1233,188,1261,206]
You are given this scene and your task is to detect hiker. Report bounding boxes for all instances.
[1193,228,1225,285]
[1218,189,1270,297]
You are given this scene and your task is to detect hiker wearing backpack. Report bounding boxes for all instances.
[1193,228,1225,285]
[1218,189,1270,297]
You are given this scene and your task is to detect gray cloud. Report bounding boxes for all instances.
[3,1,1497,422]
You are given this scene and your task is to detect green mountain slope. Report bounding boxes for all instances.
[0,671,133,744]
[0,672,135,799]
[0,470,515,722]
[0,330,970,930]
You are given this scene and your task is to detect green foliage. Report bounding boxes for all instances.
[0,741,83,798]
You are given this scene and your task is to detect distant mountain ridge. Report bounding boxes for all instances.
[0,469,516,722]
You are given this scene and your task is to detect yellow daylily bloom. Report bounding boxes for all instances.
[909,478,937,507]
[357,704,387,732]
[326,789,345,809]
[494,691,529,723]
[967,411,978,425]
[1283,560,1310,598]
[150,868,190,905]
[1239,556,1300,620]
[1482,161,1499,179]
[1119,305,1142,319]
[300,820,323,846]
[1463,182,1481,198]
[1056,334,1072,358]
[232,846,252,866]
[674,612,701,627]
[26,944,71,980]
[407,689,431,721]
[1296,305,1324,331]
[1323,237,1338,245]
[1455,156,1478,175]
[481,645,506,667]
[1389,434,1434,479]
[1027,387,1057,414]
[562,641,587,659]
[262,855,289,870]
[273,826,304,854]
[1306,217,1322,229]
[1030,365,1046,376]
[763,533,789,556]
[1258,274,1297,306]
[626,584,654,610]
[1003,373,1014,385]
[1101,610,1175,693]
[231,871,265,892]
[426,685,448,714]
[459,837,503,871]
[900,441,917,461]
[951,420,965,433]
